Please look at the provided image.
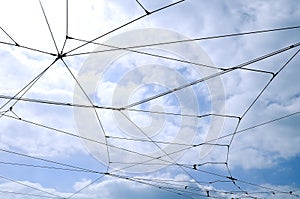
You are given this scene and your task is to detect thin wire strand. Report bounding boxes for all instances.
[0,175,62,198]
[65,37,221,70]
[39,0,59,54]
[0,161,93,173]
[60,0,69,54]
[0,59,58,111]
[0,190,60,199]
[1,102,299,198]
[124,41,300,109]
[0,40,56,56]
[0,26,19,45]
[66,25,300,57]
[65,175,105,199]
[1,99,299,197]
[60,58,111,172]
[0,94,240,120]
[135,0,150,14]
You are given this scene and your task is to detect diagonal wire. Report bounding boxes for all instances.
[223,48,300,195]
[60,58,111,172]
[0,58,58,112]
[0,26,19,45]
[65,175,105,199]
[65,36,221,70]
[0,148,105,175]
[118,110,224,196]
[2,100,299,192]
[0,161,95,173]
[66,25,300,57]
[0,40,56,56]
[229,48,300,147]
[123,41,300,109]
[2,112,231,184]
[39,0,59,54]
[135,0,150,14]
[1,113,179,168]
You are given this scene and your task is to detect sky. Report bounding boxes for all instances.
[0,0,299,198]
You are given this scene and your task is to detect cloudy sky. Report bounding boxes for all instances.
[0,0,300,198]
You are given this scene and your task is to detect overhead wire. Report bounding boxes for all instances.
[66,25,300,57]
[0,189,60,199]
[0,0,299,198]
[123,41,300,109]
[60,58,111,173]
[0,26,19,45]
[224,47,300,196]
[0,58,58,112]
[0,174,62,198]
[39,0,60,54]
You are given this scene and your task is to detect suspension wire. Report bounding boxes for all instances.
[0,40,56,56]
[65,36,221,70]
[60,58,111,172]
[39,0,60,54]
[0,94,240,120]
[60,0,69,54]
[0,161,95,173]
[123,41,300,109]
[1,111,298,199]
[135,0,150,15]
[66,25,300,57]
[224,47,300,196]
[0,58,58,112]
[0,26,19,45]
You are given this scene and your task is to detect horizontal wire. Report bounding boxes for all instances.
[1,103,299,197]
[1,109,297,198]
[66,36,220,70]
[2,107,299,195]
[108,173,213,199]
[1,113,188,165]
[67,25,300,57]
[0,94,240,121]
[2,111,232,184]
[0,175,62,198]
[0,149,223,198]
[0,190,59,199]
[0,37,56,56]
[0,148,105,175]
[0,161,91,173]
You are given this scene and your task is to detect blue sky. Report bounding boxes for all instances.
[0,0,300,198]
